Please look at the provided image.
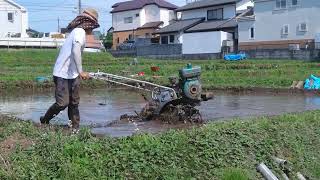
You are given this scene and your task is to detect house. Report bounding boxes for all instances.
[238,0,320,50]
[0,0,28,38]
[110,0,178,49]
[155,0,253,55]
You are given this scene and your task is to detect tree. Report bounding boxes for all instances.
[103,33,113,49]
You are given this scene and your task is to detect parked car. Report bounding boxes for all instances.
[117,40,136,50]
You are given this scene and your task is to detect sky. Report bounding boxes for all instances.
[14,0,187,33]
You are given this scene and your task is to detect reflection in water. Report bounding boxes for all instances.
[0,89,319,136]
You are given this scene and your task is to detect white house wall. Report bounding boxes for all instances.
[112,9,141,31]
[160,8,170,27]
[144,4,160,24]
[0,0,28,38]
[238,20,255,42]
[239,0,320,43]
[182,31,227,54]
[181,4,236,20]
[113,5,175,32]
[20,11,28,37]
[140,8,146,27]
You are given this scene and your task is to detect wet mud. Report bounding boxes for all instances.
[0,88,320,137]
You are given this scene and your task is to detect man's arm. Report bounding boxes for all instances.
[72,41,83,74]
[72,41,89,79]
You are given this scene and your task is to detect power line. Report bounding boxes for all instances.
[30,19,72,22]
[20,0,75,7]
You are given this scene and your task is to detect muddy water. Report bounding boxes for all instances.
[0,89,319,137]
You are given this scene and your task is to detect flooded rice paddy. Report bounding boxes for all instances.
[0,89,319,137]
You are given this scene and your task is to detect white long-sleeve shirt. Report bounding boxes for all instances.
[53,28,86,79]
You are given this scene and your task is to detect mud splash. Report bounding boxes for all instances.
[0,89,320,137]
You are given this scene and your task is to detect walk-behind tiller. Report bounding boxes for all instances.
[89,64,213,123]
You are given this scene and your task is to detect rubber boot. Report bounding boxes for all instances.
[290,81,298,89]
[295,81,304,90]
[68,104,80,129]
[40,103,64,124]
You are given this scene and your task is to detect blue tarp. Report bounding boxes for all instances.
[304,74,320,90]
[224,54,247,61]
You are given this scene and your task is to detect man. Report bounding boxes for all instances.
[40,8,100,131]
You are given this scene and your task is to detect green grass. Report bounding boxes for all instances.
[0,49,320,89]
[1,111,320,179]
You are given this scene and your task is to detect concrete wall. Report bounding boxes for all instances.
[136,44,182,56]
[239,0,320,44]
[0,0,28,38]
[242,49,320,60]
[109,49,137,57]
[109,44,182,58]
[181,4,236,20]
[109,43,223,59]
[182,31,227,54]
[109,46,320,61]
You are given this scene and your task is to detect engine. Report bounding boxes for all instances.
[179,63,202,101]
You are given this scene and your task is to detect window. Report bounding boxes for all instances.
[282,24,289,35]
[117,38,120,44]
[128,34,133,40]
[249,27,255,39]
[145,33,150,38]
[136,13,139,17]
[207,8,223,20]
[276,0,287,9]
[124,17,133,24]
[8,12,14,22]
[169,35,175,43]
[292,0,298,6]
[298,23,307,32]
[161,36,168,44]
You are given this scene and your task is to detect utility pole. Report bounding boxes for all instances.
[57,17,60,33]
[78,0,82,14]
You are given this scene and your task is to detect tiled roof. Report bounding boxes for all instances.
[185,18,237,32]
[176,0,238,12]
[111,0,178,13]
[154,18,204,34]
[138,21,164,29]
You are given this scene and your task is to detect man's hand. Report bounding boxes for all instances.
[80,72,90,80]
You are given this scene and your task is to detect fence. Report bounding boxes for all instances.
[0,38,65,49]
[110,42,320,60]
[241,49,320,60]
[109,44,182,58]
[109,49,136,57]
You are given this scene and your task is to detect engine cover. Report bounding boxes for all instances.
[179,64,202,101]
[183,80,202,100]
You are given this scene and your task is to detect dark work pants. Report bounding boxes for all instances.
[43,76,81,128]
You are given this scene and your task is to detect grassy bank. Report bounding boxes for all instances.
[0,49,319,89]
[1,111,320,179]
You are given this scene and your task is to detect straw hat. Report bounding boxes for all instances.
[83,8,99,22]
